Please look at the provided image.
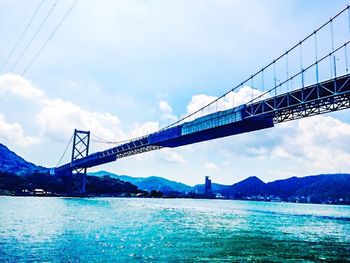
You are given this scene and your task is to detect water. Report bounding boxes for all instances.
[0,197,349,262]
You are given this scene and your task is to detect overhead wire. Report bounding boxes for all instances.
[9,0,59,73]
[0,0,79,103]
[0,0,45,72]
[0,1,80,166]
[22,0,79,75]
[1,3,345,151]
[0,0,58,103]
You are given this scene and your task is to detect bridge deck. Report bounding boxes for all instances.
[54,74,350,176]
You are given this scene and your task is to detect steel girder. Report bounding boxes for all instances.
[244,74,350,124]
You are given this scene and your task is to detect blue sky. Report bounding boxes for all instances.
[1,0,350,185]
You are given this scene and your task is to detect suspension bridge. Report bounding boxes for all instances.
[53,6,350,193]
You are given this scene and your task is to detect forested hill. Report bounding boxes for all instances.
[0,143,48,175]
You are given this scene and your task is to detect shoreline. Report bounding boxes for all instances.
[1,194,349,206]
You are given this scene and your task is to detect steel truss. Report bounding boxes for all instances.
[116,145,163,159]
[245,74,350,124]
[55,74,350,180]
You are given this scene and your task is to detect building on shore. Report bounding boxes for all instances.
[33,189,46,196]
[205,176,212,195]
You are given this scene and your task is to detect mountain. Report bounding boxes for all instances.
[0,143,48,175]
[1,142,349,202]
[90,171,192,193]
[222,174,350,203]
[222,176,266,197]
[0,172,140,196]
[0,144,141,196]
[91,171,350,203]
[265,174,350,201]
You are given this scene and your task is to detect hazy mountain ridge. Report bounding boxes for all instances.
[222,176,266,196]
[0,143,48,175]
[0,145,144,196]
[1,143,349,203]
[91,171,350,203]
[222,174,350,203]
[90,171,192,193]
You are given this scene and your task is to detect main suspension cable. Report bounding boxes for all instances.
[56,133,74,167]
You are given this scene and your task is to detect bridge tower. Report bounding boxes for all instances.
[71,129,90,194]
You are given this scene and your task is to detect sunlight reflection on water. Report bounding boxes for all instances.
[0,197,349,262]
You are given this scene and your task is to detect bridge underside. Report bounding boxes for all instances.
[153,116,274,147]
[54,73,350,178]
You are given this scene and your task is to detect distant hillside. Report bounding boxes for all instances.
[1,142,349,203]
[0,172,140,196]
[191,177,266,196]
[265,174,350,201]
[91,171,350,203]
[0,143,48,175]
[90,171,192,193]
[223,174,350,203]
[221,176,266,197]
[0,144,141,195]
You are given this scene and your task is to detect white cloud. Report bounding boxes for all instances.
[219,114,350,173]
[159,100,172,114]
[185,86,267,120]
[0,73,45,101]
[187,94,217,115]
[0,114,39,146]
[130,121,159,139]
[159,100,177,123]
[0,74,182,166]
[245,146,269,158]
[270,146,293,159]
[0,73,148,147]
[1,1,348,185]
[205,162,218,171]
[276,116,350,170]
[181,86,350,174]
[37,99,124,143]
[231,86,267,106]
[160,148,186,165]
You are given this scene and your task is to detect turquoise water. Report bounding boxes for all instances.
[0,197,349,262]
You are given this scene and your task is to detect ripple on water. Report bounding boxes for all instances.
[0,197,349,262]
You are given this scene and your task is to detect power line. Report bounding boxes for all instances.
[22,0,79,75]
[0,0,45,72]
[9,0,59,73]
[0,0,79,103]
[0,88,11,103]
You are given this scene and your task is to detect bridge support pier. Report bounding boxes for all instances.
[71,129,90,194]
